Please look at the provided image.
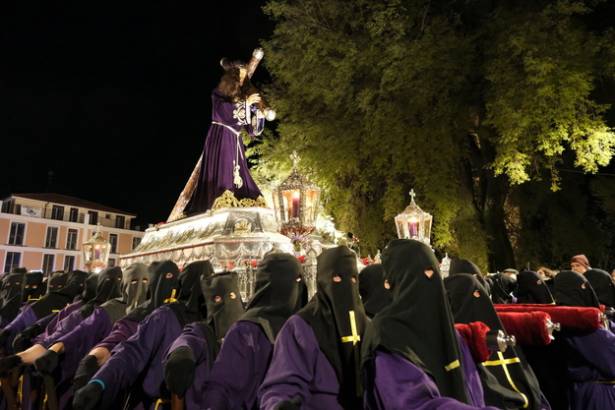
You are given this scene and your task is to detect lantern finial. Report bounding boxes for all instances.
[409,189,416,203]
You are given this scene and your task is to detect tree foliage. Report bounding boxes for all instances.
[256,0,615,269]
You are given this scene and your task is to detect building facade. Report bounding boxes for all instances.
[0,193,145,273]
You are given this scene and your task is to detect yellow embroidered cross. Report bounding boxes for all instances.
[164,288,177,304]
[340,310,361,345]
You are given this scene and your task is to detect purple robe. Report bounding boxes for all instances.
[566,328,615,410]
[189,90,262,213]
[369,351,498,410]
[258,315,348,410]
[203,320,272,409]
[1,305,37,352]
[32,301,83,345]
[95,316,139,352]
[91,305,183,409]
[163,322,214,409]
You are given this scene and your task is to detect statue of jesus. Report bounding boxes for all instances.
[167,49,274,221]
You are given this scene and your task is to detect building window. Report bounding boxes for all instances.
[87,211,98,225]
[51,205,64,221]
[66,229,78,250]
[8,222,25,245]
[1,200,11,213]
[108,258,116,267]
[45,226,58,248]
[4,252,21,273]
[109,234,118,254]
[132,237,141,250]
[42,254,55,274]
[69,208,79,222]
[115,215,125,229]
[63,255,75,272]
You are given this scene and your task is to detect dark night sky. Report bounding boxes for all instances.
[0,1,273,227]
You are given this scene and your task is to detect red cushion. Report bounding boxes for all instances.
[455,321,491,362]
[494,304,602,331]
[497,311,552,346]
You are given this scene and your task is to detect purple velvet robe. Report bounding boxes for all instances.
[1,305,37,352]
[190,90,262,213]
[163,322,214,409]
[370,351,498,410]
[203,320,272,409]
[95,316,140,352]
[32,301,84,345]
[566,328,615,410]
[258,315,352,410]
[91,305,183,409]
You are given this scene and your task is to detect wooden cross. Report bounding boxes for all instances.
[340,310,361,345]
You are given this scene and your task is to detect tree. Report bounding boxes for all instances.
[256,0,615,270]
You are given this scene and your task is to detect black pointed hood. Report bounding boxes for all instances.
[30,270,90,318]
[444,274,545,409]
[22,271,44,302]
[516,270,554,304]
[363,239,469,403]
[298,245,367,409]
[585,269,615,308]
[201,272,245,341]
[358,264,392,318]
[554,270,600,308]
[242,253,305,342]
[0,272,25,323]
[124,261,180,322]
[449,258,482,276]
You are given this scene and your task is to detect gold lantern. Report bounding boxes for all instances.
[82,224,111,273]
[394,189,433,245]
[272,151,321,235]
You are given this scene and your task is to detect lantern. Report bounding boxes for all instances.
[272,151,321,234]
[394,189,433,244]
[82,224,111,273]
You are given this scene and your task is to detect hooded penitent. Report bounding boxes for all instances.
[22,271,45,302]
[585,269,615,308]
[168,260,214,326]
[298,245,367,409]
[98,263,151,324]
[30,270,90,319]
[124,260,180,323]
[201,272,245,342]
[0,272,25,324]
[516,270,555,304]
[46,271,69,294]
[79,267,124,317]
[445,274,545,409]
[242,253,305,342]
[363,239,469,403]
[553,270,600,308]
[358,264,392,318]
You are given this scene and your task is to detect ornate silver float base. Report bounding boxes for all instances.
[120,207,293,301]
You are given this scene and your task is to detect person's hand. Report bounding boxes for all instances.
[12,324,42,352]
[164,346,196,397]
[246,93,261,106]
[275,397,302,410]
[73,382,103,410]
[34,350,59,374]
[0,355,22,376]
[73,355,100,390]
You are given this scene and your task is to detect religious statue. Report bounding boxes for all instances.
[167,48,276,221]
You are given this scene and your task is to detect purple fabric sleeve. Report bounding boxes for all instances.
[370,350,499,410]
[164,322,212,409]
[203,321,272,410]
[2,305,37,352]
[39,308,86,348]
[94,317,139,352]
[92,306,182,403]
[567,328,615,379]
[456,331,486,407]
[258,315,341,410]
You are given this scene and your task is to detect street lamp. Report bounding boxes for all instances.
[394,189,433,245]
[82,224,111,273]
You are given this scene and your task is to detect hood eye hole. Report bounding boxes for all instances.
[229,292,237,300]
[473,290,481,298]
[384,280,391,290]
[424,269,434,279]
[332,275,342,283]
[214,295,222,303]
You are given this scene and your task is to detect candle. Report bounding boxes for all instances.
[408,218,419,237]
[291,191,300,219]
